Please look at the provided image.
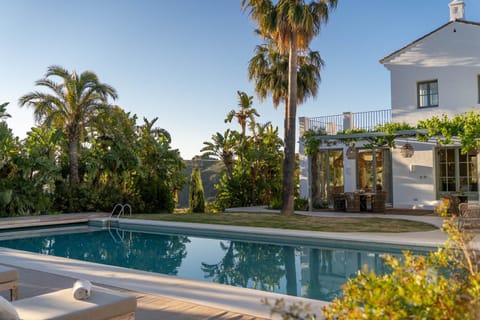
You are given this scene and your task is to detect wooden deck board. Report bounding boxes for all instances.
[0,265,267,320]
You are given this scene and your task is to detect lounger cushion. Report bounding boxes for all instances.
[0,296,19,320]
[0,266,18,284]
[13,286,136,320]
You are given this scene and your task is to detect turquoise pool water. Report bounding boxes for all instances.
[0,224,432,301]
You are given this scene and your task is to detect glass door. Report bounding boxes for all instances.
[310,149,344,207]
[356,148,392,203]
[437,147,478,198]
[328,150,344,200]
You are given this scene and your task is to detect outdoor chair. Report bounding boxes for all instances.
[441,194,468,215]
[0,265,19,301]
[11,285,137,320]
[371,192,387,213]
[345,192,360,212]
[333,193,346,211]
[458,202,480,230]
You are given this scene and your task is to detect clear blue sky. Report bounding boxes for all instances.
[1,1,479,159]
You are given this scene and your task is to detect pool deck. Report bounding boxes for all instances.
[0,264,264,320]
[0,210,478,319]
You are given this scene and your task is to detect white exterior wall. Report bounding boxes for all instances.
[298,143,310,201]
[383,20,480,208]
[298,117,310,201]
[384,22,480,125]
[299,21,480,210]
[391,141,439,209]
[343,145,356,193]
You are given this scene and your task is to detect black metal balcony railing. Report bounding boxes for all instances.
[353,110,392,131]
[307,109,391,134]
[308,114,344,133]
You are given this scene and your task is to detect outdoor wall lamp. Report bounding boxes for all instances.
[400,143,415,158]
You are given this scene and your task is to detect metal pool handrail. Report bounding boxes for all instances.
[110,203,132,218]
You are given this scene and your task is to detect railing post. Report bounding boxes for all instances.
[299,117,309,136]
[343,112,353,131]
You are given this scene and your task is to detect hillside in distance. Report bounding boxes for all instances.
[177,159,224,208]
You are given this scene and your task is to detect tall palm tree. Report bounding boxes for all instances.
[242,0,337,214]
[248,37,323,139]
[19,65,118,188]
[225,91,260,138]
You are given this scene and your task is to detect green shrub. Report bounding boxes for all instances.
[312,199,329,209]
[204,201,221,213]
[270,198,309,211]
[265,218,480,320]
[294,198,309,211]
[269,197,282,210]
[323,218,480,319]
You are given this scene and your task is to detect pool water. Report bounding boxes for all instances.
[0,226,430,302]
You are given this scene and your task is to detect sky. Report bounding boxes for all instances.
[1,0,480,160]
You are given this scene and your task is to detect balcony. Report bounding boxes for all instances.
[299,109,392,135]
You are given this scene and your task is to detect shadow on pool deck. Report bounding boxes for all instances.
[0,264,267,320]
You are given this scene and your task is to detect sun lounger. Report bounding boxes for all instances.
[12,285,137,320]
[0,265,19,301]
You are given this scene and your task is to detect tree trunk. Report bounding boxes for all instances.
[284,246,298,296]
[281,35,298,214]
[69,133,80,188]
[311,152,321,206]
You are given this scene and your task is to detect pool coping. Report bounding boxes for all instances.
[103,217,452,249]
[1,214,479,319]
[0,246,328,319]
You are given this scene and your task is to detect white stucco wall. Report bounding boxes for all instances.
[298,142,310,200]
[300,21,480,209]
[383,21,480,125]
[391,141,439,209]
[343,145,356,193]
[382,21,480,209]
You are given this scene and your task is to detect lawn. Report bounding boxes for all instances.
[128,212,438,233]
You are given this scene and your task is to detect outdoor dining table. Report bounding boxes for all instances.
[340,191,387,213]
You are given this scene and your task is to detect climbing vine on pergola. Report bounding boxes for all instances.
[302,110,480,154]
[417,110,480,153]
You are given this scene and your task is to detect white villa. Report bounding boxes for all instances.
[299,0,480,210]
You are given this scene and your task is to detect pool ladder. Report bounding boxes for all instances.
[110,203,132,218]
[108,227,126,243]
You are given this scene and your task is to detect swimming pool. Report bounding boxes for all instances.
[0,221,434,302]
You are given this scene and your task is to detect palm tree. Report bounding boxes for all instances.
[19,65,117,188]
[0,102,11,121]
[225,91,260,137]
[242,0,337,214]
[248,37,323,139]
[201,129,238,177]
